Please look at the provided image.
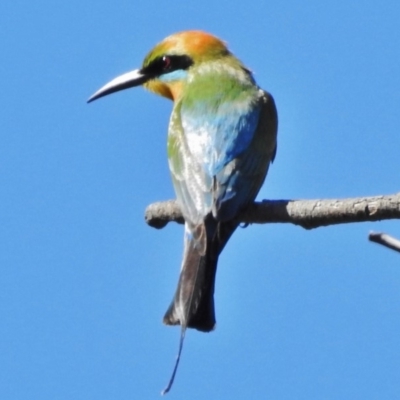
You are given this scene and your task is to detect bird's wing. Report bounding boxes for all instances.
[212,90,278,220]
[168,89,277,225]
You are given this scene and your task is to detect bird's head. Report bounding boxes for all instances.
[88,31,230,103]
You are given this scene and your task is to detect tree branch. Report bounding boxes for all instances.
[369,232,400,253]
[145,192,400,230]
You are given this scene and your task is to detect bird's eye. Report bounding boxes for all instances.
[142,55,193,77]
[162,56,172,71]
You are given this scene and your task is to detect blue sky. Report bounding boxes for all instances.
[1,1,400,399]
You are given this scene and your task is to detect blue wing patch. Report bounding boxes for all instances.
[169,85,277,224]
[181,98,261,175]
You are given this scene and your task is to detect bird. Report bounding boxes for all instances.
[88,30,278,394]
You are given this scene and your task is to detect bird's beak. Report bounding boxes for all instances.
[87,69,149,103]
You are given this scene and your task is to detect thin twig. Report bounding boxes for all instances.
[368,232,400,253]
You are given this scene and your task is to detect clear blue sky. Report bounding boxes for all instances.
[1,1,400,399]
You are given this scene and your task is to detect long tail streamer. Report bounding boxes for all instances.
[161,328,186,395]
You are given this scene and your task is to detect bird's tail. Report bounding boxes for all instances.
[161,218,237,394]
[163,230,218,332]
[163,218,237,332]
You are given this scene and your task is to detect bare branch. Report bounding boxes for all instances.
[369,232,400,253]
[145,192,400,230]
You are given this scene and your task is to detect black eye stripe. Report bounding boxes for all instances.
[142,55,193,77]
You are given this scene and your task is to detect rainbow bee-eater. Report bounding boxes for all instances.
[88,30,278,393]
